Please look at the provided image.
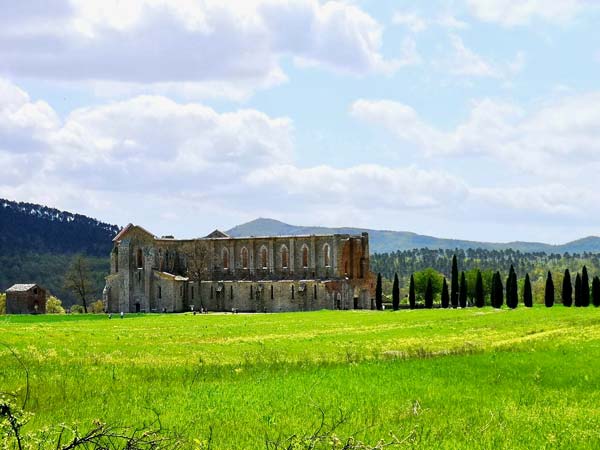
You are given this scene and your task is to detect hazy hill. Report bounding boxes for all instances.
[227,218,600,254]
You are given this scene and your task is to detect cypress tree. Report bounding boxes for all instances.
[582,266,590,307]
[562,269,573,307]
[592,276,600,307]
[507,265,518,309]
[524,273,533,307]
[575,273,582,307]
[375,273,383,310]
[505,273,511,307]
[451,255,459,308]
[475,270,484,308]
[392,273,400,311]
[459,271,467,308]
[441,278,450,309]
[490,272,497,308]
[496,272,504,308]
[409,274,416,310]
[545,271,554,308]
[425,278,433,309]
[495,271,504,308]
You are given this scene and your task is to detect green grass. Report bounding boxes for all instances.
[1,308,600,449]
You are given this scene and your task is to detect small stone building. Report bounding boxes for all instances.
[6,284,47,314]
[104,224,375,313]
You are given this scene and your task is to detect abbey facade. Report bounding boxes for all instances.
[103,224,375,313]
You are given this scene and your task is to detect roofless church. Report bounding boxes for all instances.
[103,224,375,313]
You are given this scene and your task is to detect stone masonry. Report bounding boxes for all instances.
[103,224,375,313]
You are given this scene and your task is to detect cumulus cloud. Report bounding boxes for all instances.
[350,93,600,178]
[465,0,593,26]
[0,0,398,99]
[0,78,469,235]
[246,164,468,210]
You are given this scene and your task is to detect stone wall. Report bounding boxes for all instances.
[104,224,375,313]
[6,288,47,314]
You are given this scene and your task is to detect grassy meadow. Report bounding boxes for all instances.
[1,308,600,449]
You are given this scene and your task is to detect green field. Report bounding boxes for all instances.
[2,308,600,449]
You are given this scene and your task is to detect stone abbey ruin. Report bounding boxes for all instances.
[103,224,375,313]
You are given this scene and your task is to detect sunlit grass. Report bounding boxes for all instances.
[1,308,600,448]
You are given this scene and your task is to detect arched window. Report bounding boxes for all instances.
[302,245,309,268]
[261,246,268,269]
[241,247,248,269]
[281,245,289,269]
[323,244,331,267]
[222,248,229,270]
[136,248,143,269]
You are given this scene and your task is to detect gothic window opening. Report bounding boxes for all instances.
[137,249,143,269]
[281,245,289,269]
[115,247,119,273]
[158,286,162,299]
[222,248,229,270]
[250,285,253,299]
[241,247,249,269]
[291,285,295,300]
[271,285,274,300]
[261,247,268,269]
[313,284,317,300]
[323,244,331,267]
[302,245,309,268]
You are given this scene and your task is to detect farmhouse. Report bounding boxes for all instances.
[103,224,375,313]
[6,284,47,314]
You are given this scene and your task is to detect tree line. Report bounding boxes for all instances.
[374,255,600,309]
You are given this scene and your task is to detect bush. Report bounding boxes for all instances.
[70,304,85,314]
[46,296,66,314]
[89,300,105,314]
[0,293,5,315]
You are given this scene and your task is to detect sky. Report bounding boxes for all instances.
[1,0,600,243]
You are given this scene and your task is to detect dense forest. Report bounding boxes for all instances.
[371,248,600,305]
[0,199,118,306]
[0,198,119,256]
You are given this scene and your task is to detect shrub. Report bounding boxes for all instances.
[89,300,105,314]
[46,296,66,314]
[70,304,85,314]
[0,293,5,315]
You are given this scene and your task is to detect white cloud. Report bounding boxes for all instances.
[350,93,600,178]
[437,35,525,79]
[465,0,592,26]
[392,12,427,33]
[0,78,469,235]
[246,164,468,210]
[0,0,398,99]
[392,11,469,32]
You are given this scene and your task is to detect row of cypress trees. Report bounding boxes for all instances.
[376,255,600,310]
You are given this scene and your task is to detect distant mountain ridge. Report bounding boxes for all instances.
[227,218,600,254]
